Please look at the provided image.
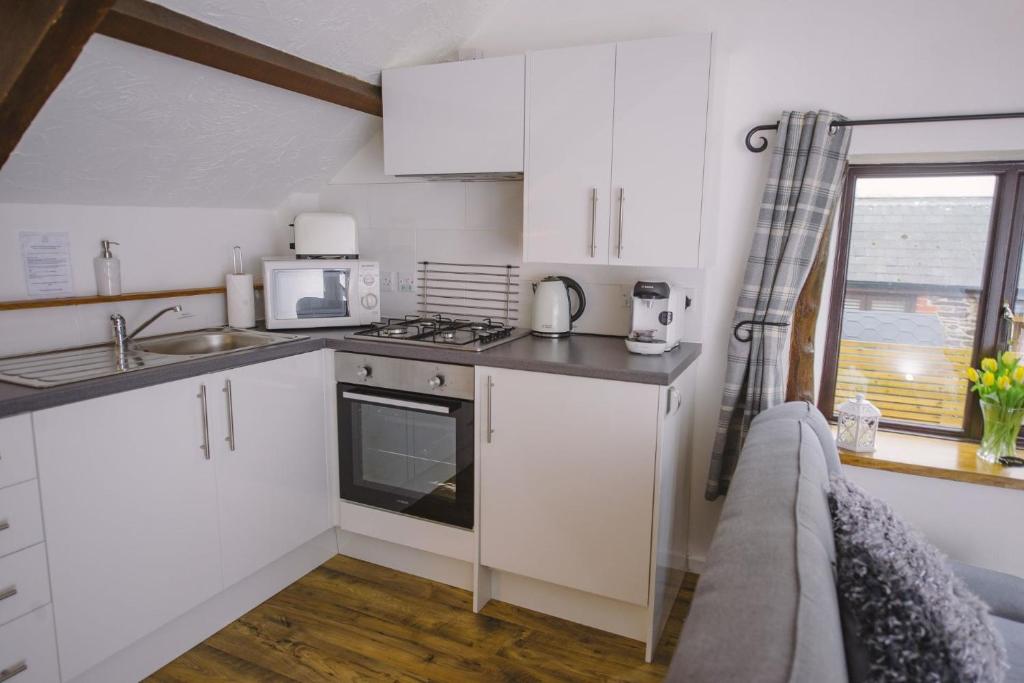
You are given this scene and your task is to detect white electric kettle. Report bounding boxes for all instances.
[531,276,586,338]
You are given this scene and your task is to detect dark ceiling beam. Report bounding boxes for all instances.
[97,0,383,116]
[0,0,114,170]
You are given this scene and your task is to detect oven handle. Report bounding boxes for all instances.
[341,391,452,415]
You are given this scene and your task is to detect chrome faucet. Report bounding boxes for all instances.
[111,305,183,351]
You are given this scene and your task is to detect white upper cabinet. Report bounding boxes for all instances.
[383,55,525,176]
[524,35,711,266]
[523,44,616,265]
[610,35,711,267]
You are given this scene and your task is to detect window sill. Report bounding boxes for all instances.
[838,430,1024,491]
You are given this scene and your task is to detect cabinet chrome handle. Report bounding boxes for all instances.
[589,188,598,258]
[198,384,211,460]
[486,376,495,443]
[617,187,625,258]
[0,662,27,682]
[0,521,8,532]
[224,379,236,452]
[0,586,16,602]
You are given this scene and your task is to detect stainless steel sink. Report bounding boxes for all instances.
[0,328,307,388]
[134,330,283,356]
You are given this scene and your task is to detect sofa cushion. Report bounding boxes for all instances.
[829,476,1008,682]
[951,560,1024,623]
[992,617,1024,683]
[668,410,847,682]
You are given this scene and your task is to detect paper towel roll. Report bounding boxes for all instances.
[226,273,255,328]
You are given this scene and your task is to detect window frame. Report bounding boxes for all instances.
[819,161,1024,439]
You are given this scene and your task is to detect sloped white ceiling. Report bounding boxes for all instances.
[0,0,502,208]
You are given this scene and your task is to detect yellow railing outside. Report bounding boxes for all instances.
[835,339,972,427]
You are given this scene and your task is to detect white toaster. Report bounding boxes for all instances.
[293,212,358,258]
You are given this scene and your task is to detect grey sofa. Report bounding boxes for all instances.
[668,401,1024,682]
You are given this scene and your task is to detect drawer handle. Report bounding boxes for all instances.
[0,520,8,532]
[0,586,16,602]
[0,662,27,682]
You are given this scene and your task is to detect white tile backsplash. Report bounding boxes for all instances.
[416,183,467,230]
[466,182,523,231]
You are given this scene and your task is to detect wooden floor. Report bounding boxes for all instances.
[146,555,696,682]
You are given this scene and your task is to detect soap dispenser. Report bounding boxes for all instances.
[94,239,122,296]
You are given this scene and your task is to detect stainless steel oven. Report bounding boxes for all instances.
[335,353,474,529]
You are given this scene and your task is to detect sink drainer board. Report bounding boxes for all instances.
[0,328,306,388]
[0,345,182,388]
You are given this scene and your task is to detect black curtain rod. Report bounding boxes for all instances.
[744,111,1024,153]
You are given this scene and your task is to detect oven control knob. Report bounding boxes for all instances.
[356,365,371,379]
[362,274,376,286]
[428,375,444,389]
[361,293,378,309]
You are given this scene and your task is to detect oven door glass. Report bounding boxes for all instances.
[271,268,351,320]
[338,384,473,529]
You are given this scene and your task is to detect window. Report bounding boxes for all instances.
[820,162,1024,437]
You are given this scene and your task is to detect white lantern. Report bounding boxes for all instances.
[836,393,880,453]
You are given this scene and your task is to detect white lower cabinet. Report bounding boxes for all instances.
[34,376,223,681]
[213,352,330,586]
[0,605,59,683]
[33,351,330,681]
[478,367,661,606]
[0,482,44,559]
[0,544,52,628]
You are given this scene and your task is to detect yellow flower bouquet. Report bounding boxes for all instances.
[966,351,1024,463]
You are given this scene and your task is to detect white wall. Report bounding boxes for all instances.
[0,203,289,355]
[845,466,1024,577]
[457,0,1024,569]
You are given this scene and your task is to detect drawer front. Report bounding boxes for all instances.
[0,416,35,491]
[0,483,43,559]
[0,605,59,683]
[0,544,50,628]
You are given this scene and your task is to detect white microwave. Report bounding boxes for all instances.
[262,258,381,329]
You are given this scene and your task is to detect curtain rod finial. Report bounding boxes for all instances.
[745,123,779,153]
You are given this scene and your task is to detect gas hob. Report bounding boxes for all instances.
[350,315,530,351]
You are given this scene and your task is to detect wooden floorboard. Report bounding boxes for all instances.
[146,555,696,682]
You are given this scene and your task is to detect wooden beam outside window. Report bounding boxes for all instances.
[96,0,383,116]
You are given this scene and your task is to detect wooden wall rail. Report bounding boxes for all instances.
[0,285,261,312]
[96,0,382,116]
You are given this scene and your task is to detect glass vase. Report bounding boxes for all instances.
[978,398,1024,464]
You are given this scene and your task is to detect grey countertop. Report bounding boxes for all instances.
[318,330,701,386]
[0,329,700,419]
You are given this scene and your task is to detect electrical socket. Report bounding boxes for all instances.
[398,273,414,293]
[379,271,395,293]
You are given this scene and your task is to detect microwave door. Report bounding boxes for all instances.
[272,268,351,320]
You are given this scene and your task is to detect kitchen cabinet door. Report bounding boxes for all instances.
[610,35,711,268]
[383,55,525,175]
[34,378,222,681]
[478,367,660,606]
[523,43,616,265]
[213,352,331,587]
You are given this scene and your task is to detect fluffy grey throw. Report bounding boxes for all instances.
[828,475,1007,682]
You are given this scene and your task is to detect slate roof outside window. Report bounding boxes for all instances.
[847,197,992,289]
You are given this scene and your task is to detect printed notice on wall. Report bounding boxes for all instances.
[20,231,74,298]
